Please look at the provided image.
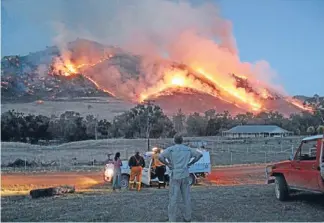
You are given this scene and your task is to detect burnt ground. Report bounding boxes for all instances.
[1,185,324,222]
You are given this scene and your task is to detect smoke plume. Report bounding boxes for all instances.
[4,0,289,109]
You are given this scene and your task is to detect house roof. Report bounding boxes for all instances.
[223,125,291,134]
[302,135,323,141]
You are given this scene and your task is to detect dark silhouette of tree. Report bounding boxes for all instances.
[172,109,186,133]
[186,112,207,136]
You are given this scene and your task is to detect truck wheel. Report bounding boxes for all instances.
[188,174,196,186]
[275,175,289,201]
[120,175,129,189]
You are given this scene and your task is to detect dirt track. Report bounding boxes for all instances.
[1,165,266,192]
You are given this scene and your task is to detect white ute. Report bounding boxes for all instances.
[104,149,211,188]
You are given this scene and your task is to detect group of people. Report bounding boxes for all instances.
[110,134,203,222]
[110,147,167,191]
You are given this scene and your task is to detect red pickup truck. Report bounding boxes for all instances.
[266,134,324,201]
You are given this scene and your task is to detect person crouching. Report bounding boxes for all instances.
[128,150,145,191]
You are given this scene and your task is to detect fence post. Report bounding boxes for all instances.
[264,152,267,163]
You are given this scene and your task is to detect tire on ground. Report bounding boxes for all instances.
[275,175,289,201]
[120,174,130,189]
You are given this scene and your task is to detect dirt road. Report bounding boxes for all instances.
[1,164,266,192]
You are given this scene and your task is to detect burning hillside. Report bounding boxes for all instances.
[37,38,311,115]
[1,38,314,115]
[0,0,316,115]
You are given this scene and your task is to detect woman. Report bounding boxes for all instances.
[112,152,122,191]
[152,148,166,189]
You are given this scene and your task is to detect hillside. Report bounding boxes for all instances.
[1,38,320,115]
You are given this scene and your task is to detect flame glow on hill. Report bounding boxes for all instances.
[49,49,313,114]
[49,52,115,96]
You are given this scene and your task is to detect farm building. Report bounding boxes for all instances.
[222,125,293,138]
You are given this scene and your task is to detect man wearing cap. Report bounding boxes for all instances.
[128,150,145,191]
[159,134,203,222]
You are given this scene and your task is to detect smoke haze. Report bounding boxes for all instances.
[3,0,288,106]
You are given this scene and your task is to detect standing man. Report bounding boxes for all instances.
[128,150,145,191]
[159,134,203,222]
[152,147,166,189]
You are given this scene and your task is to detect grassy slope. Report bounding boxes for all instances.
[1,97,134,121]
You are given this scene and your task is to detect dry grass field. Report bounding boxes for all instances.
[1,97,133,121]
[2,185,324,222]
[1,136,304,171]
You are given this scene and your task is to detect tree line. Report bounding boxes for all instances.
[0,104,175,143]
[1,104,324,144]
[173,109,324,136]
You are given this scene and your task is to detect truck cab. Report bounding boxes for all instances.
[266,135,324,201]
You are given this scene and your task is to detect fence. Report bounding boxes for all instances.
[1,136,303,171]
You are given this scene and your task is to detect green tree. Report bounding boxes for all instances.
[317,125,324,134]
[111,104,175,138]
[186,113,207,136]
[56,111,88,142]
[172,109,186,133]
[204,109,216,120]
[97,119,111,137]
[85,115,97,139]
[1,110,27,142]
[205,118,222,136]
[307,126,315,135]
[24,114,51,143]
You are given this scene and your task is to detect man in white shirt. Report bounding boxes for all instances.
[159,134,203,222]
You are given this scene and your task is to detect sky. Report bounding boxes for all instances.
[1,0,324,96]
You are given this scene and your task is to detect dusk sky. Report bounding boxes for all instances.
[1,0,323,96]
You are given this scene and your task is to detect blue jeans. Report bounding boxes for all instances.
[112,170,121,189]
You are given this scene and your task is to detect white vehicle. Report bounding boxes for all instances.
[103,163,114,182]
[104,149,211,188]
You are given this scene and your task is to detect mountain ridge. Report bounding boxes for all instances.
[1,38,321,115]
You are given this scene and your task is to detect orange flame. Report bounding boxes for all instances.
[51,55,115,96]
[139,66,263,112]
[139,68,221,104]
[195,68,262,111]
[52,53,313,114]
[285,98,314,113]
